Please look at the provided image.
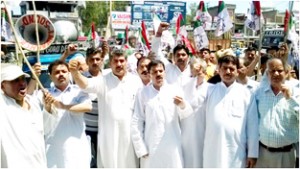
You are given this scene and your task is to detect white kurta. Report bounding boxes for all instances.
[0,93,47,168]
[203,81,259,168]
[131,83,193,168]
[151,37,191,88]
[43,85,92,168]
[85,72,141,168]
[181,78,210,168]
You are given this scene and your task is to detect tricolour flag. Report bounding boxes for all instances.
[124,25,128,44]
[176,13,196,55]
[194,1,212,30]
[193,21,209,50]
[287,13,299,48]
[284,10,290,33]
[135,21,150,56]
[245,1,262,31]
[214,1,233,37]
[141,21,150,50]
[87,22,100,47]
[1,7,13,41]
[153,14,161,35]
[176,13,187,42]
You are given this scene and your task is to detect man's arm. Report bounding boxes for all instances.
[60,43,78,61]
[54,102,92,113]
[246,95,259,167]
[131,90,148,158]
[152,22,170,65]
[27,62,42,95]
[69,59,88,89]
[246,53,260,77]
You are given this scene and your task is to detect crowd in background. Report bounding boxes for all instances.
[1,22,299,168]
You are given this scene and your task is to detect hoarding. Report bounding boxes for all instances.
[131,1,186,29]
[111,11,131,29]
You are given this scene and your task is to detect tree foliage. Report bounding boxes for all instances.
[79,1,129,34]
[186,2,198,26]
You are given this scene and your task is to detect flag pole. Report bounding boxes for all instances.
[284,1,294,43]
[105,0,112,40]
[257,2,263,79]
[3,0,45,91]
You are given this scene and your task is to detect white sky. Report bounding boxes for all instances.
[187,0,298,14]
[9,0,300,15]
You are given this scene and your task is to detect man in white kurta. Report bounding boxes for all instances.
[181,58,210,167]
[151,22,191,88]
[202,55,259,168]
[131,60,193,167]
[69,50,141,168]
[1,63,49,168]
[37,60,92,168]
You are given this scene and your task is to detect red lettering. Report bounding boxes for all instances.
[45,20,49,30]
[40,17,45,25]
[22,17,29,25]
[27,15,34,24]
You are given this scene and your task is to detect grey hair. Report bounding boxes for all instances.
[190,57,207,71]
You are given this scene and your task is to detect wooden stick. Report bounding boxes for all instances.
[3,1,45,91]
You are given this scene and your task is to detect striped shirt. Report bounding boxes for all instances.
[255,82,299,148]
[82,71,100,132]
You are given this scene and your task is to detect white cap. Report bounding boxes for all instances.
[1,63,30,83]
[260,49,267,54]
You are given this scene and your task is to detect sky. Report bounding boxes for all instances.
[187,0,295,14]
[8,0,299,16]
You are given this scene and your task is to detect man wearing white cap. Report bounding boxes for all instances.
[0,63,55,168]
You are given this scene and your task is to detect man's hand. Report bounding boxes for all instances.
[156,22,170,37]
[69,59,81,73]
[64,44,78,56]
[142,154,149,158]
[280,84,292,99]
[173,96,186,109]
[246,158,257,168]
[101,40,109,58]
[32,62,42,80]
[43,91,56,113]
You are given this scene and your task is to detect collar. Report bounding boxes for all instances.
[51,83,72,93]
[219,80,238,91]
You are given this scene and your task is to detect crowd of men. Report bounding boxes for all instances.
[1,22,299,168]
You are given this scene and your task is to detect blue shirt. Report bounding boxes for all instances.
[255,82,299,148]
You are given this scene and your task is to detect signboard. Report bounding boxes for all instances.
[262,29,284,48]
[131,1,186,29]
[111,11,131,29]
[26,43,70,55]
[15,14,56,51]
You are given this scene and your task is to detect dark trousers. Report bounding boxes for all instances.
[86,130,98,168]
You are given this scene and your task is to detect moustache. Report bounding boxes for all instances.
[177,59,184,63]
[141,71,148,75]
[58,76,66,81]
[156,76,163,80]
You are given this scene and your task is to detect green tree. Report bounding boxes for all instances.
[186,2,198,26]
[79,1,130,34]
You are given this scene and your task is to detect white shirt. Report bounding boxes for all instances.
[42,84,92,168]
[181,78,210,167]
[131,83,193,167]
[84,72,141,168]
[152,37,192,88]
[0,93,47,168]
[203,81,259,168]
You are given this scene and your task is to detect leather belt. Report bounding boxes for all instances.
[259,142,293,152]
